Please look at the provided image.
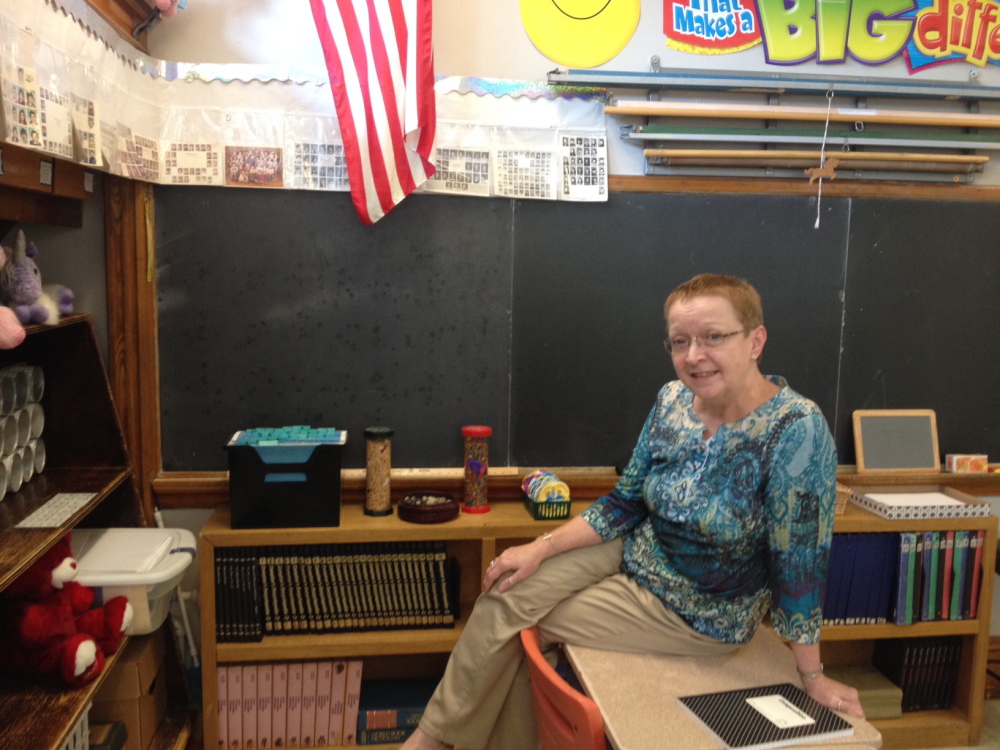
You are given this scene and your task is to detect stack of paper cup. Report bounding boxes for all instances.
[0,364,45,500]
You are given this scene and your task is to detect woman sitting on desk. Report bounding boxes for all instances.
[403,273,863,750]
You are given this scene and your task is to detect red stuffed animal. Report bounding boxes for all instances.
[0,533,132,687]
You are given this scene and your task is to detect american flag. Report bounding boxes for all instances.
[309,0,436,224]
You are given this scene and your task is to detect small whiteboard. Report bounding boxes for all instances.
[852,409,940,473]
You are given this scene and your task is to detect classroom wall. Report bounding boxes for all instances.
[148,0,1000,85]
[145,1,1000,648]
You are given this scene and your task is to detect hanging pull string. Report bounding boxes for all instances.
[815,89,835,230]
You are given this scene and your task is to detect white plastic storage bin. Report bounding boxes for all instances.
[70,528,196,635]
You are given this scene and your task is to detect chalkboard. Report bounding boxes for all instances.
[852,410,940,472]
[154,189,1000,471]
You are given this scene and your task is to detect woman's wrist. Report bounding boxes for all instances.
[797,663,824,680]
[537,531,561,557]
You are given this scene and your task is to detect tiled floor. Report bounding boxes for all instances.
[897,699,1000,750]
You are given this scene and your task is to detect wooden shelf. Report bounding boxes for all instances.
[832,501,997,534]
[202,500,587,547]
[149,709,195,750]
[869,708,973,749]
[0,633,129,750]
[217,622,465,663]
[0,316,188,750]
[0,468,130,589]
[822,620,981,640]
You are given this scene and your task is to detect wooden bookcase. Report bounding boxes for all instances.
[199,501,573,750]
[199,483,998,750]
[0,316,191,750]
[821,499,998,749]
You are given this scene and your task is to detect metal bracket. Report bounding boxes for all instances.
[133,7,162,40]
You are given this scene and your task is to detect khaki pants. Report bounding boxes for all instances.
[419,539,737,750]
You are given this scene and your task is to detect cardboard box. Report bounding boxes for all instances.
[945,454,989,473]
[226,428,346,529]
[91,630,168,750]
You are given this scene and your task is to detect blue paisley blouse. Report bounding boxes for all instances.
[580,376,837,646]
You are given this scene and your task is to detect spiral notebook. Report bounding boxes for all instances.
[678,682,853,750]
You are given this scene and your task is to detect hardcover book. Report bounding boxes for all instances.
[287,662,304,748]
[342,660,364,746]
[301,661,318,748]
[257,665,273,750]
[272,664,289,750]
[228,666,243,750]
[217,663,228,750]
[243,665,258,750]
[357,678,438,731]
[314,661,334,747]
[678,682,853,750]
[329,661,348,746]
[824,664,902,720]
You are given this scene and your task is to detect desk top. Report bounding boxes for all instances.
[565,628,882,750]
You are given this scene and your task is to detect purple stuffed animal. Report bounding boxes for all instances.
[0,230,73,325]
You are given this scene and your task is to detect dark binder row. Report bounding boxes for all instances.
[215,542,460,642]
[872,637,963,712]
[823,530,985,627]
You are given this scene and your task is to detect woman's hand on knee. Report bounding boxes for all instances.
[481,541,548,593]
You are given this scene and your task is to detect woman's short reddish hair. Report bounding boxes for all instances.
[664,273,764,330]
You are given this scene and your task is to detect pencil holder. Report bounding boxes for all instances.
[364,426,394,517]
[461,425,492,513]
[522,469,571,520]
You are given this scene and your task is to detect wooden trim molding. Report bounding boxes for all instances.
[151,464,1000,510]
[609,174,1000,201]
[152,466,622,510]
[106,176,161,523]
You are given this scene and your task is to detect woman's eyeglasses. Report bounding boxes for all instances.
[663,330,744,355]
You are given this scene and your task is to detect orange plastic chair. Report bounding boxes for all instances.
[520,626,608,750]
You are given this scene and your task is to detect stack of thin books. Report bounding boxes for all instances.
[825,664,903,720]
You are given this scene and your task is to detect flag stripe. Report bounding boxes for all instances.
[336,0,396,218]
[367,0,416,199]
[310,0,435,224]
[309,0,378,223]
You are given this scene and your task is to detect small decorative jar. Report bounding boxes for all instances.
[364,426,394,516]
[461,425,492,513]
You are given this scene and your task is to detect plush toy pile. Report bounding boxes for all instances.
[0,534,131,687]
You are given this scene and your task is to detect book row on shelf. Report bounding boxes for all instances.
[214,543,460,643]
[871,636,963,713]
[217,660,437,748]
[822,530,985,627]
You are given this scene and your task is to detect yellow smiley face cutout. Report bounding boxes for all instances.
[520,0,641,68]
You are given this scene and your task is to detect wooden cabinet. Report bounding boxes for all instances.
[199,483,997,750]
[821,501,998,748]
[0,316,191,750]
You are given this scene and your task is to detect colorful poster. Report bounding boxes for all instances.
[664,0,761,54]
[662,0,1000,72]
